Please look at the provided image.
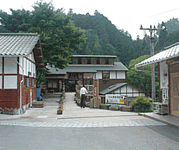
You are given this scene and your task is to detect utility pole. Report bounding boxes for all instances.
[140,25,157,102]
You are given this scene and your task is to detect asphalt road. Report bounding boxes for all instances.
[0,124,178,150]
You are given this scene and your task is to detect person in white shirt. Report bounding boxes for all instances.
[80,86,88,108]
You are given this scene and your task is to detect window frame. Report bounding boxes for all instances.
[26,77,29,88]
[31,78,34,87]
[102,71,110,80]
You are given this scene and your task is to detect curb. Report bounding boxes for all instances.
[139,113,179,128]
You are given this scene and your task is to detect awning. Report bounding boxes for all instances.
[135,42,179,68]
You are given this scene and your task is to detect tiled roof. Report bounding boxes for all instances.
[135,42,179,68]
[0,33,40,56]
[70,55,117,58]
[100,83,127,95]
[46,62,128,74]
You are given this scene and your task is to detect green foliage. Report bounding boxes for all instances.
[127,55,159,98]
[58,103,63,111]
[164,18,179,34]
[72,11,138,65]
[131,95,152,112]
[0,1,86,87]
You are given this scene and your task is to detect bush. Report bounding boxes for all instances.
[131,95,152,112]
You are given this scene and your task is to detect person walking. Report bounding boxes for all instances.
[80,86,88,108]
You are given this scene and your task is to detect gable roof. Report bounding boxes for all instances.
[135,42,179,68]
[46,62,128,74]
[100,83,127,95]
[0,33,44,68]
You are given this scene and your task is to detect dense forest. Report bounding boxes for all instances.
[71,11,179,66]
[0,1,179,97]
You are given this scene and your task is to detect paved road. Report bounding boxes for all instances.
[0,93,178,150]
[0,125,178,150]
[0,92,168,128]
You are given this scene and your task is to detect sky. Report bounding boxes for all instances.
[1,0,179,40]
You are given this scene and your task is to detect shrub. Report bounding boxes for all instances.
[131,95,152,112]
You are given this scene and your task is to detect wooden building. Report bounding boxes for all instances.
[0,33,44,114]
[46,55,147,103]
[46,55,128,92]
[135,42,179,117]
[100,83,150,105]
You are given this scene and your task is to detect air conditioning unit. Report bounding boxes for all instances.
[28,72,31,76]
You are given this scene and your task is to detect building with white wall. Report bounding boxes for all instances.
[135,42,179,117]
[46,55,148,104]
[0,33,44,114]
[46,55,128,92]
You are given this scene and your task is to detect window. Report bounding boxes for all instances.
[103,71,109,80]
[23,76,29,87]
[87,58,91,64]
[31,78,34,87]
[48,80,57,88]
[82,58,87,64]
[96,58,100,64]
[100,58,105,64]
[26,77,29,88]
[78,58,82,64]
[109,58,113,64]
[91,58,96,64]
[72,58,78,64]
[84,80,93,85]
[105,59,109,64]
[69,73,78,79]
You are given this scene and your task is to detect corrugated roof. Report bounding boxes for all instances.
[70,55,117,58]
[100,83,127,95]
[0,33,40,56]
[46,62,128,74]
[135,42,179,68]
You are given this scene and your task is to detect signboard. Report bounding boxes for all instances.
[93,79,100,108]
[105,94,125,104]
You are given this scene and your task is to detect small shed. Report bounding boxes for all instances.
[99,83,148,105]
[0,33,44,114]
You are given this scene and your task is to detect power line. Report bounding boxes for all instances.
[148,8,179,18]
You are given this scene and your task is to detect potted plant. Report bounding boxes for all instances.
[57,104,63,115]
[57,108,63,115]
[59,98,63,104]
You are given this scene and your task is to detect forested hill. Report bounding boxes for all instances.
[72,11,179,66]
[71,11,150,65]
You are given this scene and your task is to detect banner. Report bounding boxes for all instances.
[105,94,125,104]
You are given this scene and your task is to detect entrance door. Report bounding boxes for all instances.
[170,73,179,116]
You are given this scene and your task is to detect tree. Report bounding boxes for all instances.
[165,18,179,34]
[0,1,86,86]
[127,55,159,98]
[0,9,31,33]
